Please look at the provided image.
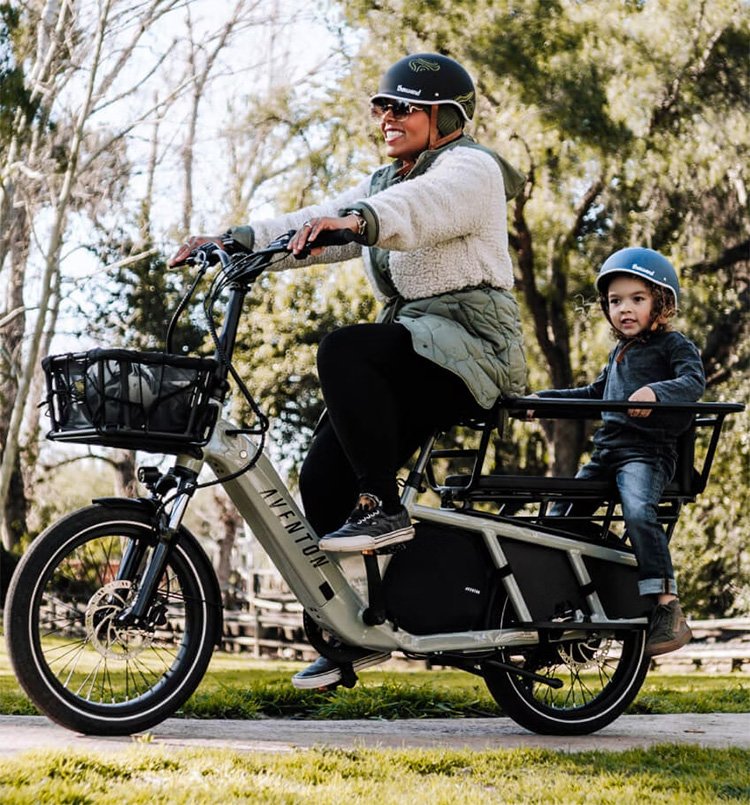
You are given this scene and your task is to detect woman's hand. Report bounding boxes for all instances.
[627,385,656,417]
[288,214,360,256]
[168,235,222,267]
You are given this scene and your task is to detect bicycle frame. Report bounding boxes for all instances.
[165,411,647,658]
[14,239,744,737]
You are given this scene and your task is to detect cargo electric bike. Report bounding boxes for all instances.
[5,234,743,736]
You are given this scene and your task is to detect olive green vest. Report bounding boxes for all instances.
[365,137,527,408]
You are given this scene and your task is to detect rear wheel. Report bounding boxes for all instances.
[5,503,220,735]
[483,597,649,734]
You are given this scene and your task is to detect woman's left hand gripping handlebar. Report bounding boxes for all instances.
[288,214,362,256]
[168,235,223,267]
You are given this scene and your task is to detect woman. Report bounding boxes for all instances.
[172,53,527,688]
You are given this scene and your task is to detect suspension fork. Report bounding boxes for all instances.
[115,467,199,626]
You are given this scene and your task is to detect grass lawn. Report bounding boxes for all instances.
[0,744,749,803]
[2,644,749,720]
[2,646,749,802]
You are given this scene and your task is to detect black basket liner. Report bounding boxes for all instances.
[42,348,219,454]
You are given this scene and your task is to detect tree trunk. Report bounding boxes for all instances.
[0,203,28,550]
[111,450,139,498]
[213,489,242,603]
[4,454,29,546]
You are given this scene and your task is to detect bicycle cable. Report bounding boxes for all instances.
[180,248,291,492]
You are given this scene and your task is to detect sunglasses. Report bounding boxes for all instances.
[370,100,427,121]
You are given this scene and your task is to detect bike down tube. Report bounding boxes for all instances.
[200,419,542,654]
[202,418,382,644]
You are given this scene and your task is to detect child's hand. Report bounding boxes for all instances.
[628,386,656,417]
[525,393,540,420]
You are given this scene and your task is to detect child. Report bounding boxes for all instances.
[533,247,705,656]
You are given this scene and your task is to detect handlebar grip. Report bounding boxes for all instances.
[294,228,357,259]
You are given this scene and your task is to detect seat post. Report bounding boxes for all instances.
[400,432,437,508]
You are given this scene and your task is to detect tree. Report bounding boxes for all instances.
[338,0,749,471]
[0,0,273,549]
[319,0,749,614]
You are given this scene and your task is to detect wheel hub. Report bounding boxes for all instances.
[85,580,155,659]
[557,635,612,672]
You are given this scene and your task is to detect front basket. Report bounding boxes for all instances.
[42,348,219,454]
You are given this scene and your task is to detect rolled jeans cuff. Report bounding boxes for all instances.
[639,577,678,597]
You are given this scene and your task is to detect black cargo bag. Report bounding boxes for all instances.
[382,521,494,634]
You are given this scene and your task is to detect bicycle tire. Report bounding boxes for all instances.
[483,597,649,735]
[4,503,221,735]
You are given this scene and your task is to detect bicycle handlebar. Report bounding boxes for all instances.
[186,227,357,280]
[292,227,357,258]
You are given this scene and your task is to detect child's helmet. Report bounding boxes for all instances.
[371,53,476,121]
[595,247,680,305]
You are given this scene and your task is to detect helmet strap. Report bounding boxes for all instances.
[428,105,464,150]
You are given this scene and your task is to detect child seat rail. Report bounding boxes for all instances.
[427,398,744,540]
[42,348,219,455]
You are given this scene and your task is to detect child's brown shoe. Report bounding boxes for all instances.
[646,599,692,656]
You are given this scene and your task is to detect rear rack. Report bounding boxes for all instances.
[426,398,744,541]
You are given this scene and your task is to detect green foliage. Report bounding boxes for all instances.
[330,0,749,614]
[24,459,116,542]
[84,219,205,354]
[35,0,745,616]
[674,376,750,616]
[231,264,377,478]
[0,5,36,147]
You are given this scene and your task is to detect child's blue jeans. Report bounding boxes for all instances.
[553,446,678,597]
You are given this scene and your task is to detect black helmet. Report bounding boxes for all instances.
[595,247,680,305]
[371,53,476,121]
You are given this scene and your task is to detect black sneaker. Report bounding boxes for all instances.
[291,651,390,689]
[646,599,693,656]
[318,502,415,552]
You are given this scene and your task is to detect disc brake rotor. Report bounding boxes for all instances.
[557,635,613,672]
[85,580,155,659]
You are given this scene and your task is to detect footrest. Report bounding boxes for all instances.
[443,474,684,497]
[444,474,611,493]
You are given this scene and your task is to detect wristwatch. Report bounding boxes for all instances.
[343,209,367,238]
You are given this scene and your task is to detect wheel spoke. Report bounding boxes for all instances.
[32,527,198,707]
[485,595,648,733]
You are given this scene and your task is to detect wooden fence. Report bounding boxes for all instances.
[221,575,750,671]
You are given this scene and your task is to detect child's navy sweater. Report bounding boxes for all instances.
[538,330,705,451]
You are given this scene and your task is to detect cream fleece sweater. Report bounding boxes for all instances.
[229,145,513,302]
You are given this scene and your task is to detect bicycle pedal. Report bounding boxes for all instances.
[373,542,408,556]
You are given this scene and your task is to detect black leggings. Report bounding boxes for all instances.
[298,323,482,536]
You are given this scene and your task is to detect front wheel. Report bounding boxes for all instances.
[483,599,649,735]
[5,503,221,735]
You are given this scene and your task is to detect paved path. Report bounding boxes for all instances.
[2,714,749,756]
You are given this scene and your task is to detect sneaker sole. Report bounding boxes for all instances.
[291,653,391,689]
[646,627,693,657]
[319,526,415,553]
